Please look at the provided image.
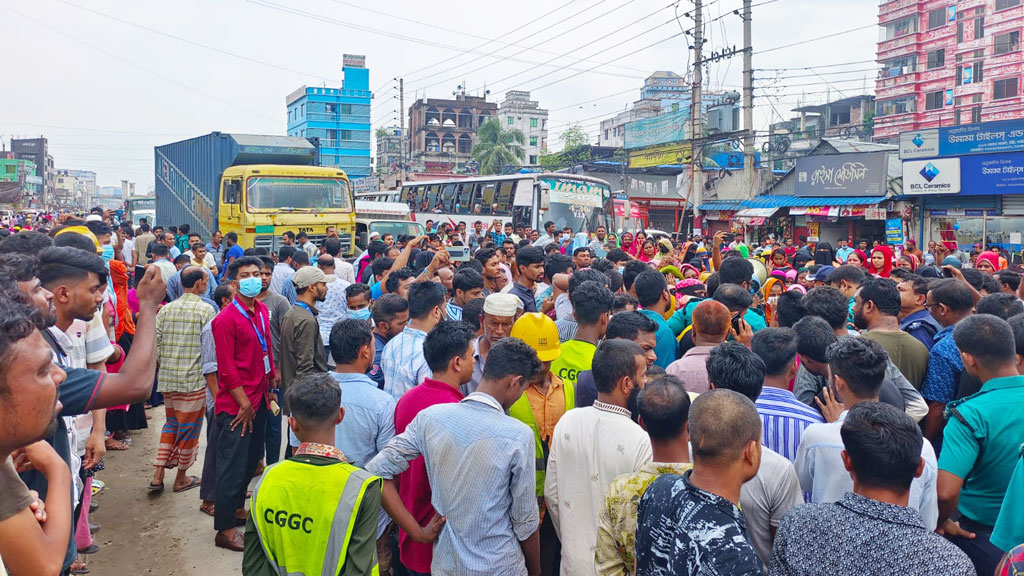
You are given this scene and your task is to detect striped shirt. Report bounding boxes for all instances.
[755,386,824,462]
[366,392,538,576]
[380,326,432,400]
[156,293,216,393]
[445,300,463,321]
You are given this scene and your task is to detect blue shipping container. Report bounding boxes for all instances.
[154,132,317,239]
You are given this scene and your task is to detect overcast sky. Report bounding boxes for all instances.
[0,0,879,190]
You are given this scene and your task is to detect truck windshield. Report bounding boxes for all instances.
[246,177,352,212]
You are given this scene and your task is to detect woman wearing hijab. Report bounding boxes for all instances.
[770,248,793,273]
[762,277,786,325]
[869,245,895,277]
[679,263,700,279]
[813,241,836,267]
[846,249,868,268]
[897,253,920,272]
[975,251,1002,275]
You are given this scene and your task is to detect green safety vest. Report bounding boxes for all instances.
[509,379,576,497]
[251,458,381,576]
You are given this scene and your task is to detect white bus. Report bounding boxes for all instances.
[396,173,615,234]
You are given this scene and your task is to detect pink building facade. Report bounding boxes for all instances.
[874,0,1023,143]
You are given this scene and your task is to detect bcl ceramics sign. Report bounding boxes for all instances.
[899,120,1024,159]
[793,152,889,197]
[902,158,961,195]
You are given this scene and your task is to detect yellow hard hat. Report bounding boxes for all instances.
[511,312,561,362]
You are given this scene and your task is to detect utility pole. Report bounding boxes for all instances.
[741,0,755,200]
[691,0,704,235]
[399,77,406,185]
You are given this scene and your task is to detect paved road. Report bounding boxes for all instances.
[86,408,248,575]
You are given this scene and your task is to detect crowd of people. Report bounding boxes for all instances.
[1,209,1023,576]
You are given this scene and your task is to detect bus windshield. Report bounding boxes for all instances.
[247,177,352,211]
[540,177,611,234]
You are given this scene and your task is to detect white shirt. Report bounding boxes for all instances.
[334,259,356,284]
[545,402,652,576]
[794,409,939,530]
[270,262,294,294]
[121,237,135,267]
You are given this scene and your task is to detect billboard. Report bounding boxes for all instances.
[899,120,1024,159]
[627,143,693,168]
[902,158,961,195]
[624,109,689,150]
[961,152,1024,195]
[793,152,889,197]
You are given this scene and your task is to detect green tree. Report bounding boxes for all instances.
[559,123,591,167]
[471,119,525,174]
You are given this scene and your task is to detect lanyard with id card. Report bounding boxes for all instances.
[233,300,271,374]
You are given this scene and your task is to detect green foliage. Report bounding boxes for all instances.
[471,119,525,175]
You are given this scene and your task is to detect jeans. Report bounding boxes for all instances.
[263,389,282,465]
[950,517,1004,576]
[213,404,267,531]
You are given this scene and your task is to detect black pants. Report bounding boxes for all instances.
[949,517,1004,576]
[213,404,267,531]
[199,406,218,502]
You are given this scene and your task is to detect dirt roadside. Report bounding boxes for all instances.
[84,409,247,576]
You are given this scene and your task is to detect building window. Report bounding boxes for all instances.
[508,117,514,126]
[300,103,304,116]
[529,136,538,146]
[339,130,354,140]
[341,104,352,115]
[927,48,945,69]
[971,106,982,123]
[529,155,538,164]
[996,0,1021,10]
[927,8,946,30]
[925,91,944,110]
[994,31,1020,55]
[975,16,984,39]
[994,77,1019,100]
[956,62,983,85]
[530,118,538,128]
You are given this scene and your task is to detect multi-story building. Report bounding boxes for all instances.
[11,138,53,205]
[375,126,407,174]
[641,70,689,100]
[496,91,548,166]
[0,155,40,204]
[874,0,1024,142]
[408,93,497,173]
[55,169,97,210]
[286,54,372,179]
[765,95,876,170]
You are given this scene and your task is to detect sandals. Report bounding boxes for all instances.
[105,438,129,451]
[148,482,164,493]
[199,502,215,517]
[173,476,201,493]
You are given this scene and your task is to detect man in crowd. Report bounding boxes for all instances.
[446,268,484,321]
[220,232,244,281]
[279,266,330,412]
[198,283,236,517]
[150,266,216,493]
[853,277,930,389]
[667,300,731,394]
[211,256,276,551]
[920,278,975,445]
[795,337,938,530]
[243,373,382,576]
[315,253,350,363]
[465,293,519,394]
[509,312,571,575]
[632,270,679,369]
[546,339,653,576]
[380,280,446,400]
[634,389,764,575]
[550,281,613,389]
[205,230,225,270]
[705,342,804,564]
[150,243,177,286]
[938,314,1024,575]
[770,402,974,575]
[897,274,943,350]
[134,221,156,266]
[254,256,293,467]
[575,311,658,408]
[597,375,692,575]
[361,293,405,389]
[750,328,823,462]
[829,264,866,326]
[509,246,545,313]
[368,338,544,576]
[162,231,182,259]
[270,246,296,294]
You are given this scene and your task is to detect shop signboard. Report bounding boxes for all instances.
[627,143,693,168]
[624,109,690,150]
[806,222,820,242]
[961,151,1024,195]
[899,120,1024,159]
[885,218,904,245]
[865,207,887,220]
[793,152,889,197]
[903,158,961,195]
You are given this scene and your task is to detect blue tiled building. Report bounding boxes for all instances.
[286,54,372,179]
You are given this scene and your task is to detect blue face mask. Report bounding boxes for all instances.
[100,245,115,263]
[351,307,372,321]
[238,276,262,298]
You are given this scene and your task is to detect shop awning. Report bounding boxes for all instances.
[698,201,743,211]
[740,195,887,208]
[735,207,779,218]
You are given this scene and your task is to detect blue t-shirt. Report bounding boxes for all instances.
[220,244,245,280]
[639,309,679,369]
[371,281,383,300]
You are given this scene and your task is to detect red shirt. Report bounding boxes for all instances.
[392,377,465,572]
[212,296,275,415]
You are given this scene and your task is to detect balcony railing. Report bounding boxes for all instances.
[305,112,370,124]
